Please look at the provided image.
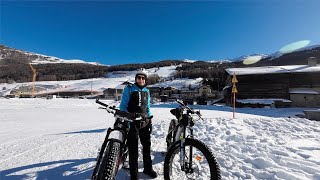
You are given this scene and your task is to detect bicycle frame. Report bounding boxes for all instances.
[92,99,145,179]
[164,100,221,180]
[170,100,201,173]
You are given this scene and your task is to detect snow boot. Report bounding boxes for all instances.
[143,168,157,178]
[130,172,138,180]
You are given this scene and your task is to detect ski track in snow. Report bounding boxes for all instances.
[0,99,320,180]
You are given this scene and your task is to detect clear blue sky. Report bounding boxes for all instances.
[1,1,320,65]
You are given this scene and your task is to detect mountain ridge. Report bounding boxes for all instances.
[1,44,319,84]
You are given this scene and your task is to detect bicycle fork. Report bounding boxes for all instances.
[180,128,194,173]
[187,128,194,173]
[180,138,186,170]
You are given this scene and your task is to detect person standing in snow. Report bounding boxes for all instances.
[119,69,157,180]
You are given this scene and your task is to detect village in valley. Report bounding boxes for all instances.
[1,50,320,179]
[1,53,319,121]
[1,1,320,178]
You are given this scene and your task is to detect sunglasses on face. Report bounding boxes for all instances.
[137,76,145,80]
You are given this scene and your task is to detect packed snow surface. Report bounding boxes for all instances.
[289,88,320,95]
[237,99,292,105]
[1,99,320,180]
[226,65,320,76]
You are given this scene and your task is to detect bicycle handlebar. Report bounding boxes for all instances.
[96,99,116,110]
[96,99,138,121]
[176,99,203,119]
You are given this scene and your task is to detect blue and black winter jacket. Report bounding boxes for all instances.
[120,83,152,118]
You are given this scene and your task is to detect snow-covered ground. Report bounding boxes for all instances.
[237,99,292,105]
[226,65,320,76]
[1,98,320,180]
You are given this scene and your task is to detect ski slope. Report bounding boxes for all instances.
[1,98,320,180]
[0,65,182,96]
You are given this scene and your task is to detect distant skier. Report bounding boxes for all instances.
[120,69,157,180]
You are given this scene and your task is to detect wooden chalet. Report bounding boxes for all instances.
[224,59,320,107]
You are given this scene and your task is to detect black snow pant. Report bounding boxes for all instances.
[127,122,152,176]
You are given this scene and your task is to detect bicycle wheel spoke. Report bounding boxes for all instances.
[168,145,212,180]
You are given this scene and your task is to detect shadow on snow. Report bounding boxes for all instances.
[1,152,165,180]
[1,158,95,180]
[63,129,107,135]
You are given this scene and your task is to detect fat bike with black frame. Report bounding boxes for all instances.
[164,99,221,180]
[91,99,151,180]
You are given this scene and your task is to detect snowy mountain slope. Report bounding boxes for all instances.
[107,65,177,79]
[0,65,183,96]
[232,54,269,62]
[146,65,177,78]
[181,43,319,65]
[207,60,232,64]
[0,99,319,180]
[261,45,320,65]
[149,78,202,89]
[0,45,103,65]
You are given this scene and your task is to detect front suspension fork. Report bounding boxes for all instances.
[188,128,193,170]
[180,138,185,170]
[180,128,194,172]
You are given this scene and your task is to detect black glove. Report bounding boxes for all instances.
[134,113,142,118]
[140,115,153,129]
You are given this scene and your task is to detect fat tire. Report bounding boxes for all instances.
[92,141,121,180]
[164,138,221,180]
